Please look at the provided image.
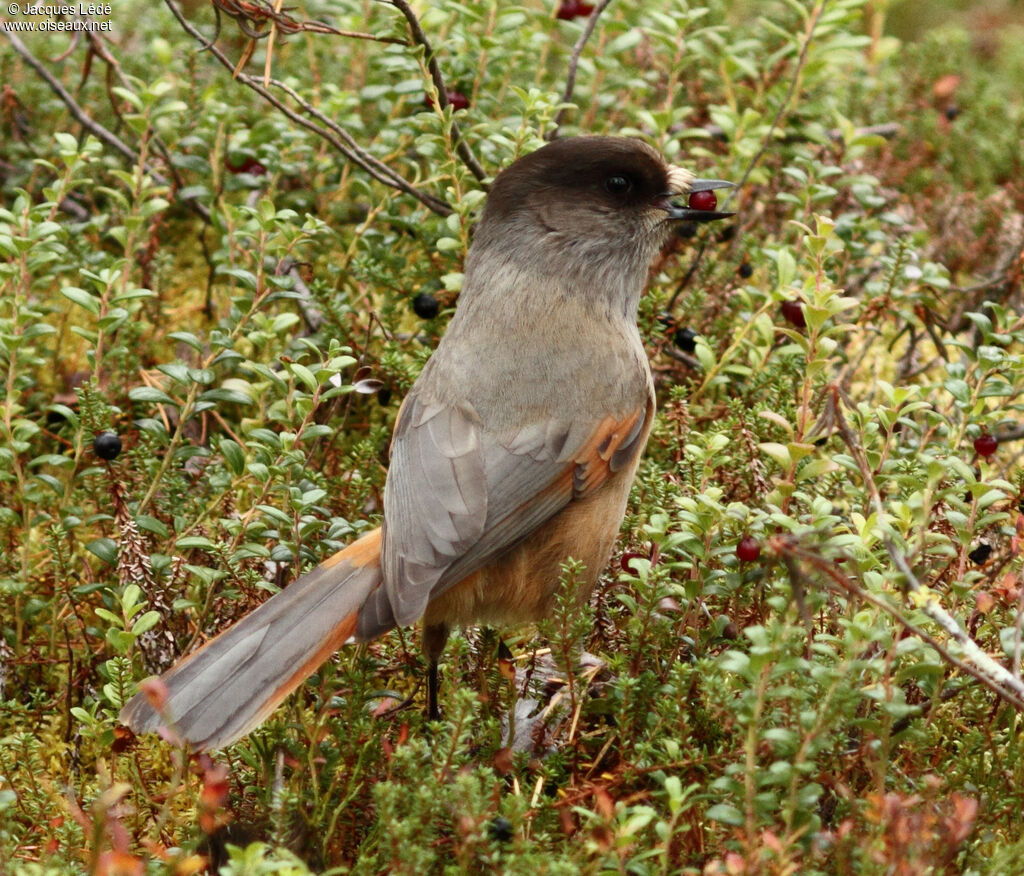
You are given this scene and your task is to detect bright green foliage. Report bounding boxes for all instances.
[2,0,1024,873]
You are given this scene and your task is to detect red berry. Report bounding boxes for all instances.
[781,300,806,329]
[425,89,470,111]
[556,0,594,20]
[974,433,998,457]
[226,155,266,175]
[736,535,761,563]
[687,190,718,212]
[446,90,470,111]
[620,550,646,574]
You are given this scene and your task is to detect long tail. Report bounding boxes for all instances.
[120,528,384,751]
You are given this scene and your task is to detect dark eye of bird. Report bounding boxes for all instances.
[604,174,633,195]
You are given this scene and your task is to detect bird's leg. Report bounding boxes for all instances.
[496,638,520,746]
[423,622,450,721]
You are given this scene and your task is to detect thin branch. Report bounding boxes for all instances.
[728,1,826,204]
[546,0,614,140]
[4,30,153,172]
[782,538,1024,713]
[828,384,1024,710]
[3,25,213,222]
[82,30,209,222]
[278,258,323,333]
[956,226,1024,294]
[389,0,487,183]
[209,0,408,42]
[162,0,452,215]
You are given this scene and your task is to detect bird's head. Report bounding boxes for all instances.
[466,137,733,312]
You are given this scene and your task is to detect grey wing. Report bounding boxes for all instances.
[380,396,490,626]
[354,392,650,640]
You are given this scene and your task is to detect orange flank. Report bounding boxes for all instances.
[322,528,383,569]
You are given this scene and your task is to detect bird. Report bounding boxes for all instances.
[120,136,734,750]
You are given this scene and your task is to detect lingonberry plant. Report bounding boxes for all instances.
[2,0,1023,873]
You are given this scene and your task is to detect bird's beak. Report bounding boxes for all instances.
[664,178,736,222]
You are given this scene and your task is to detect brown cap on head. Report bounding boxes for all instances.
[477,137,733,241]
[484,137,677,218]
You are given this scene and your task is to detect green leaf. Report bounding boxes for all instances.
[176,535,218,551]
[774,249,796,290]
[219,439,246,475]
[288,363,319,393]
[61,286,100,315]
[86,538,118,564]
[129,386,177,405]
[706,803,744,826]
[136,515,170,537]
[199,387,254,405]
[131,611,163,635]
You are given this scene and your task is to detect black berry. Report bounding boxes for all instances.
[489,816,514,842]
[738,262,753,279]
[93,432,122,460]
[968,543,992,565]
[674,327,698,353]
[412,293,440,320]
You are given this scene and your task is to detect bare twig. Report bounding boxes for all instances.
[4,30,155,172]
[3,25,214,222]
[780,537,1024,712]
[389,0,487,183]
[546,0,614,140]
[278,258,323,333]
[82,31,210,222]
[955,226,1024,295]
[162,0,453,215]
[209,0,398,41]
[728,1,826,203]
[826,122,901,141]
[827,384,1024,710]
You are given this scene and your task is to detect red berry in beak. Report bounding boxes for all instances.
[687,189,718,212]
